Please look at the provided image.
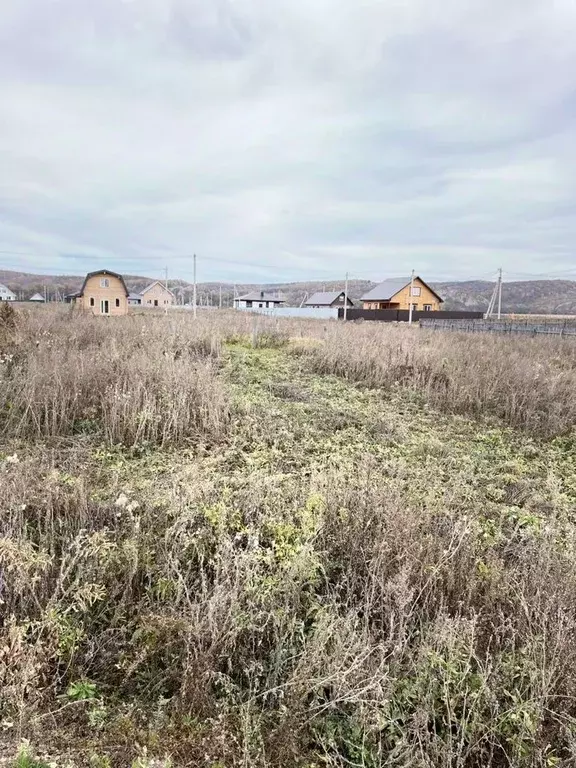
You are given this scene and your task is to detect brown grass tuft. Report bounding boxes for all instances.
[302,322,576,436]
[0,309,229,446]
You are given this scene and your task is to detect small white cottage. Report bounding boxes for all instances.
[234,291,285,309]
[0,284,17,302]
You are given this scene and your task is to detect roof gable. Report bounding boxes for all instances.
[79,270,129,297]
[413,277,443,303]
[140,281,175,297]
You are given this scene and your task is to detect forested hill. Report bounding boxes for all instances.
[434,280,576,315]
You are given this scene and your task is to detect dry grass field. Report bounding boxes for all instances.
[0,304,575,767]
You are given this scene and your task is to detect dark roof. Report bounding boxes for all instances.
[361,276,443,303]
[78,270,129,297]
[237,291,284,302]
[305,291,349,306]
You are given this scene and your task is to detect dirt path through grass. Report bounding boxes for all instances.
[96,339,573,516]
[220,341,574,508]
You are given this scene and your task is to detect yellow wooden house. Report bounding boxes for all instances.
[67,270,130,316]
[361,276,443,311]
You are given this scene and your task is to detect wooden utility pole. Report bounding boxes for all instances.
[408,270,415,324]
[193,254,197,319]
[165,266,169,314]
[497,267,503,319]
[343,272,349,321]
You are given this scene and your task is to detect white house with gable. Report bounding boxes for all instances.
[234,291,285,309]
[0,284,16,301]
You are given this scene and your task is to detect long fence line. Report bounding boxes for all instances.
[338,308,484,322]
[420,319,576,337]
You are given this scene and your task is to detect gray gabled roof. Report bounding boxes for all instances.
[361,278,412,302]
[361,276,443,303]
[305,291,346,306]
[29,293,45,301]
[237,291,284,302]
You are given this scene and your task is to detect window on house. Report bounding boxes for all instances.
[90,297,95,307]
[411,286,421,296]
[412,303,418,311]
[115,298,120,308]
[246,301,252,307]
[423,304,432,311]
[100,278,110,288]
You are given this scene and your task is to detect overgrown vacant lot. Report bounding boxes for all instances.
[0,306,575,767]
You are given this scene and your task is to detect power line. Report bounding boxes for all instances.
[192,254,197,319]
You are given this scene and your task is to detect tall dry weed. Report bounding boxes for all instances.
[0,308,229,446]
[303,323,576,436]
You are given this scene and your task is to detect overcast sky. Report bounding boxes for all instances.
[1,0,576,284]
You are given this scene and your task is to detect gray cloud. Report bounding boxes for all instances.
[1,0,576,283]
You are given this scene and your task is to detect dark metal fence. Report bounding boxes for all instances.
[338,309,484,322]
[420,318,576,337]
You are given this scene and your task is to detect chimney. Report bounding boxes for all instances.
[260,290,264,299]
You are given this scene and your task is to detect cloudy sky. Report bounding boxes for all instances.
[1,0,576,284]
